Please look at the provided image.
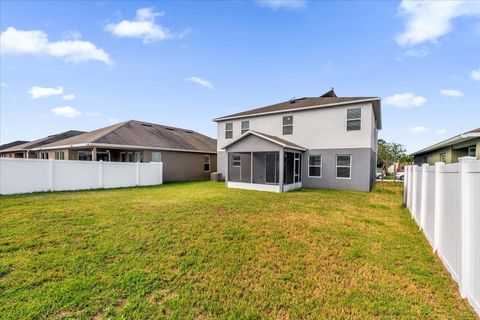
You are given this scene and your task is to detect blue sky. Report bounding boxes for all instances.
[1,0,479,153]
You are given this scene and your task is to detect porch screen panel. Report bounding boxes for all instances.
[228,153,251,183]
[284,152,295,185]
[265,153,279,184]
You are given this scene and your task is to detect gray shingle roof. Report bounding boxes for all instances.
[214,96,379,121]
[0,131,85,153]
[36,120,217,153]
[0,140,29,151]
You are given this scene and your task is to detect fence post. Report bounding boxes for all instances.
[433,161,445,252]
[159,162,163,185]
[411,165,418,218]
[404,165,409,204]
[49,158,55,191]
[420,164,429,230]
[407,166,413,211]
[136,162,140,186]
[460,156,476,298]
[99,160,104,188]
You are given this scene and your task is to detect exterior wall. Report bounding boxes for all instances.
[161,151,216,182]
[217,102,376,151]
[302,148,374,192]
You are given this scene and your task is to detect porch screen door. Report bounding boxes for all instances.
[265,153,278,184]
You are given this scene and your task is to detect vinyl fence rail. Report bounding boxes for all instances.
[0,158,163,195]
[404,157,480,316]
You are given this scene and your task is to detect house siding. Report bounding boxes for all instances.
[302,148,374,192]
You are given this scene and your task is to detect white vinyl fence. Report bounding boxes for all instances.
[0,158,162,195]
[404,157,480,316]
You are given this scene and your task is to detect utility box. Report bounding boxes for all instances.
[210,172,223,182]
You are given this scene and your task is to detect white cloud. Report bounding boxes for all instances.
[256,0,306,9]
[105,7,180,43]
[384,93,427,108]
[185,76,214,90]
[0,27,112,65]
[62,94,75,100]
[28,86,63,99]
[440,89,464,97]
[408,126,428,134]
[396,1,480,47]
[51,106,81,118]
[436,129,447,135]
[471,68,480,81]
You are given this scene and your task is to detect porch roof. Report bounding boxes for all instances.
[221,130,306,152]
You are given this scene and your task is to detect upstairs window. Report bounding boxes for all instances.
[347,108,361,131]
[225,122,233,139]
[204,155,211,172]
[283,116,293,135]
[336,155,352,179]
[241,121,250,134]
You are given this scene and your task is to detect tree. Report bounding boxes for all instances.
[377,141,407,181]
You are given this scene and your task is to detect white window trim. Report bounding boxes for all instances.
[336,154,352,180]
[439,152,447,162]
[308,155,322,178]
[233,155,241,168]
[225,122,233,139]
[55,151,65,160]
[282,115,293,135]
[204,154,211,172]
[346,108,361,131]
[241,120,249,135]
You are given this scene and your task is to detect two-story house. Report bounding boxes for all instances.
[213,90,382,192]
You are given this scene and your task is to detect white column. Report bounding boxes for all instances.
[433,161,445,252]
[459,156,476,298]
[49,158,55,191]
[99,160,104,188]
[420,164,429,230]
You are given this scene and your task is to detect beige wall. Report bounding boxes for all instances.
[160,151,217,182]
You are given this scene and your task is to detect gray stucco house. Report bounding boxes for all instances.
[214,90,382,192]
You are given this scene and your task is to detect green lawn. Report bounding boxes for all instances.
[0,182,476,319]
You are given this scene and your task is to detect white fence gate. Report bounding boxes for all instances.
[0,158,163,195]
[404,157,480,316]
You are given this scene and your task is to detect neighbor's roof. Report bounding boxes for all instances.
[0,140,29,151]
[0,131,85,153]
[221,130,306,151]
[214,91,382,129]
[34,120,217,153]
[411,128,480,156]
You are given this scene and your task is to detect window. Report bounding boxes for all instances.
[233,155,241,167]
[225,122,233,139]
[128,152,134,162]
[134,152,142,162]
[120,152,126,162]
[308,155,322,177]
[55,151,65,160]
[204,155,211,172]
[241,121,249,134]
[347,108,361,131]
[152,152,162,162]
[40,152,49,159]
[440,152,447,162]
[336,155,352,179]
[468,146,476,157]
[283,116,293,135]
[97,152,110,161]
[78,151,92,161]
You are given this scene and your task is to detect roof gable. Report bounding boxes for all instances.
[221,130,306,151]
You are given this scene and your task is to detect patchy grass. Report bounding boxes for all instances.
[0,182,476,319]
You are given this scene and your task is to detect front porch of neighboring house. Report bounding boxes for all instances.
[223,131,306,192]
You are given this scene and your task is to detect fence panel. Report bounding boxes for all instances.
[54,160,100,191]
[0,158,163,195]
[404,158,480,317]
[0,158,50,194]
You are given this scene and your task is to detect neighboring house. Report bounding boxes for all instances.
[15,120,217,182]
[0,131,85,159]
[412,128,480,165]
[0,140,29,152]
[214,89,382,192]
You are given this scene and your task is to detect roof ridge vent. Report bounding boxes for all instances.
[289,97,306,104]
[320,88,337,98]
[165,127,176,131]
